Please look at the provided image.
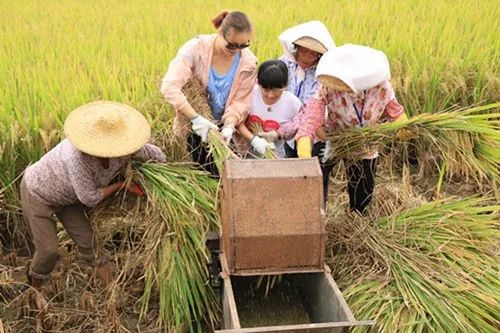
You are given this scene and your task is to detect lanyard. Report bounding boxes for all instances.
[352,90,367,127]
[295,66,306,98]
[296,80,304,98]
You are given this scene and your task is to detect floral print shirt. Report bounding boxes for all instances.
[294,80,404,159]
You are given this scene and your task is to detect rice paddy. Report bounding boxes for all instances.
[1,0,499,332]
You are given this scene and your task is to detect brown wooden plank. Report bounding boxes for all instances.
[220,254,241,329]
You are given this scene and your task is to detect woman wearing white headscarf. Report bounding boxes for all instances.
[278,21,336,105]
[294,44,406,213]
[258,21,335,157]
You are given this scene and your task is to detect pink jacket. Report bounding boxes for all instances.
[160,34,258,142]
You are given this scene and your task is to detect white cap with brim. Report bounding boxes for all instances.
[279,21,336,60]
[316,44,391,94]
[64,101,151,158]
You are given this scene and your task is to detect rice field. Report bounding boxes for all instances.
[0,0,499,332]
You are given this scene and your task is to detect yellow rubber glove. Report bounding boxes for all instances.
[297,136,312,158]
[394,113,416,141]
[394,113,408,123]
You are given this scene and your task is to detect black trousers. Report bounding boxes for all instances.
[187,133,219,177]
[345,158,378,214]
[285,142,377,213]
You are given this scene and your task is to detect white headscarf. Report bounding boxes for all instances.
[279,21,336,61]
[316,44,391,94]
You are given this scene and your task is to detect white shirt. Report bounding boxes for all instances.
[250,85,302,158]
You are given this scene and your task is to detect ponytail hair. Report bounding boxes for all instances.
[211,10,252,36]
[211,11,230,29]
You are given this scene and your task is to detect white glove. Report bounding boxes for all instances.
[220,125,235,144]
[256,131,279,143]
[320,141,332,164]
[191,115,218,142]
[251,136,275,155]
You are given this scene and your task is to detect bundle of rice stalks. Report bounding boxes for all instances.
[325,103,500,182]
[328,195,500,333]
[133,163,220,331]
[182,79,239,173]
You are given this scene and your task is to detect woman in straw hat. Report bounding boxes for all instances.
[294,44,406,213]
[20,101,165,307]
[160,10,257,175]
[259,21,335,156]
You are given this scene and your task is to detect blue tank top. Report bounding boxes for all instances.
[207,52,241,121]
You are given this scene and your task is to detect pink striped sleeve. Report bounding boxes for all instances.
[383,98,404,122]
[277,107,302,140]
[294,92,327,140]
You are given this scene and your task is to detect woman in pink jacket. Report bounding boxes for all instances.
[160,11,257,176]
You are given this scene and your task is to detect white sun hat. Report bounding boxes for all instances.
[315,44,391,94]
[64,101,151,158]
[279,21,336,59]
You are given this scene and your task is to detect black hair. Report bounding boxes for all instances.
[257,60,288,89]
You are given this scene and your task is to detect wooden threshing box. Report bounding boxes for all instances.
[220,159,325,275]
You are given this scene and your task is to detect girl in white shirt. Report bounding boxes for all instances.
[236,60,302,158]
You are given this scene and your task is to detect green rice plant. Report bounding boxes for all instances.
[0,1,499,330]
[325,103,500,182]
[330,196,500,333]
[207,130,239,173]
[133,163,220,332]
[1,0,498,215]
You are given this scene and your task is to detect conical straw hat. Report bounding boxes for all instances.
[64,101,151,158]
[317,75,353,92]
[294,36,328,54]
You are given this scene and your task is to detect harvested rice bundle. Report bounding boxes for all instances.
[133,163,220,331]
[182,79,238,173]
[328,196,500,333]
[324,103,500,182]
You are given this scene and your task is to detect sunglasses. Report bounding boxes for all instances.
[223,35,250,50]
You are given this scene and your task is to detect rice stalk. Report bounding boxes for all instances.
[329,195,500,333]
[325,103,500,182]
[134,163,220,332]
[182,78,239,173]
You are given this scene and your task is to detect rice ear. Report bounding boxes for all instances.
[324,103,500,183]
